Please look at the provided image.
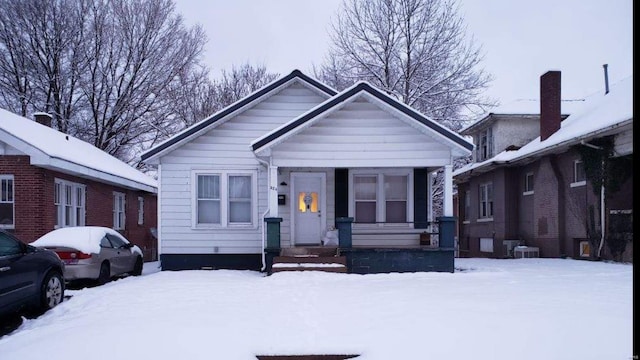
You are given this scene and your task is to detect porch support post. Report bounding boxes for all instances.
[443,164,453,217]
[336,217,354,248]
[264,217,283,250]
[269,165,279,217]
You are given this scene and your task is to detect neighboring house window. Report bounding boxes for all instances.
[571,160,586,187]
[137,196,144,225]
[113,192,126,230]
[523,172,534,195]
[463,190,470,222]
[351,170,412,225]
[476,127,493,161]
[54,178,85,228]
[193,170,256,227]
[479,182,493,219]
[0,175,14,228]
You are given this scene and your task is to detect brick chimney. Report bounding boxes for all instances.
[540,71,561,141]
[33,112,52,127]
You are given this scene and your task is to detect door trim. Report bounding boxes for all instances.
[290,172,326,246]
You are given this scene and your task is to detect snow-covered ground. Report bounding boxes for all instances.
[0,258,632,360]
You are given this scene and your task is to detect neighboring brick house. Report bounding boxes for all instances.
[0,109,158,261]
[453,71,633,262]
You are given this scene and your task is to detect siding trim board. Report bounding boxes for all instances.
[141,70,337,162]
[251,82,473,154]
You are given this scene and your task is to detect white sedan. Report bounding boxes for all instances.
[32,226,143,284]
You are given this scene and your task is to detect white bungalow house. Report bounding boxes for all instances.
[141,70,473,273]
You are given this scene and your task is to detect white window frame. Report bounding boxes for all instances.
[137,196,144,225]
[0,175,15,229]
[571,160,587,187]
[476,127,493,161]
[191,170,257,229]
[479,182,493,220]
[54,178,86,228]
[113,192,126,230]
[523,172,534,195]
[348,168,414,228]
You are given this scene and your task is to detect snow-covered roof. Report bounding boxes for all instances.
[454,75,633,177]
[0,108,157,192]
[460,98,586,134]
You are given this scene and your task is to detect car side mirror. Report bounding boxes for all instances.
[25,244,37,253]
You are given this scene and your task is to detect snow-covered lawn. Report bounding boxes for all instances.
[0,258,632,360]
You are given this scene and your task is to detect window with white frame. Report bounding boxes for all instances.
[194,170,256,227]
[113,192,126,230]
[351,170,412,225]
[54,178,85,228]
[524,172,534,195]
[476,127,493,161]
[479,182,493,219]
[572,160,586,186]
[0,175,14,228]
[137,196,144,225]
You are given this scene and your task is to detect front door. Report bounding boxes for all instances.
[291,172,326,246]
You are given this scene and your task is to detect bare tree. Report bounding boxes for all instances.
[317,0,494,127]
[210,63,279,111]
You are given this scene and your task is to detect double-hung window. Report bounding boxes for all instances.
[194,170,256,228]
[463,190,471,222]
[54,179,85,228]
[0,175,14,228]
[137,197,144,225]
[113,192,126,230]
[476,127,494,161]
[479,182,493,219]
[351,169,412,225]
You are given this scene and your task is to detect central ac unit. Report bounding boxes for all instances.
[503,240,522,258]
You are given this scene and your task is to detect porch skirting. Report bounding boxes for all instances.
[341,247,454,273]
[161,254,262,271]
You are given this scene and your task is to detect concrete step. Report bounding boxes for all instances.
[280,247,339,257]
[273,256,346,265]
[271,255,348,274]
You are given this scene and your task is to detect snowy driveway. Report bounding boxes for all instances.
[0,258,633,360]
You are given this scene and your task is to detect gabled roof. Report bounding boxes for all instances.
[141,69,337,162]
[454,75,633,178]
[251,81,473,154]
[0,109,157,192]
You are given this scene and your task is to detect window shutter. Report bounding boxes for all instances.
[414,168,428,229]
[335,168,349,224]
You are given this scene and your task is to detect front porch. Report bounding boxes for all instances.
[265,216,456,273]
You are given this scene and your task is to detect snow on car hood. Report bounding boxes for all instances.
[32,226,127,255]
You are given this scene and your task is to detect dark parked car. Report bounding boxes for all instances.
[0,230,65,318]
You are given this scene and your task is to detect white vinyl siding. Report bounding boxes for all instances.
[54,178,86,228]
[0,175,14,228]
[265,98,455,168]
[113,192,126,230]
[159,81,329,254]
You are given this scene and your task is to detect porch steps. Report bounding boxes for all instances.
[271,247,347,274]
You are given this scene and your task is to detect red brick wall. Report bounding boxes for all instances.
[0,155,158,261]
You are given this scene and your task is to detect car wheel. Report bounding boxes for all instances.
[97,262,110,285]
[41,271,64,311]
[132,257,143,276]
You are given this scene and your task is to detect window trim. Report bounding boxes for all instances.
[479,182,493,220]
[191,169,258,229]
[0,175,15,229]
[523,172,534,195]
[476,127,493,161]
[571,160,587,187]
[463,190,470,221]
[348,168,414,228]
[113,192,126,230]
[54,178,86,228]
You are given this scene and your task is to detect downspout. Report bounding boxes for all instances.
[255,157,271,271]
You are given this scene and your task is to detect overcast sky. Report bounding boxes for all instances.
[173,0,632,107]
